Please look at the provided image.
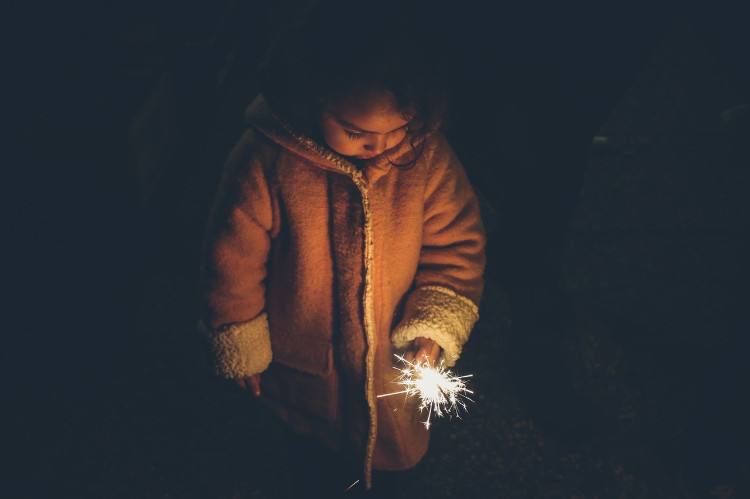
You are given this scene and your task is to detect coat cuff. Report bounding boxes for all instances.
[391,286,479,367]
[206,313,273,379]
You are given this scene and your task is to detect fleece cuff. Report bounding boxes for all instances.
[391,286,479,367]
[206,313,273,379]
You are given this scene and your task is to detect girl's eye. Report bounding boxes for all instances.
[345,130,366,139]
[344,125,407,140]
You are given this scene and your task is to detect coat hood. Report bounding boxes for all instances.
[244,94,425,180]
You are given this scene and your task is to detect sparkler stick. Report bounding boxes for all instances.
[378,354,474,429]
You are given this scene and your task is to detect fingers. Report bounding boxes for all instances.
[426,340,441,365]
[405,337,441,367]
[417,340,441,367]
[234,374,262,397]
[403,349,416,364]
[248,374,261,397]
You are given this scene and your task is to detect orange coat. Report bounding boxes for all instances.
[201,95,485,487]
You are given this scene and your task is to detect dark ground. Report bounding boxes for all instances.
[8,2,749,498]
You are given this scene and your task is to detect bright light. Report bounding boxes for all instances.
[378,354,474,429]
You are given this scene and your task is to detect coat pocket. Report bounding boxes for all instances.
[264,330,338,421]
[271,330,331,375]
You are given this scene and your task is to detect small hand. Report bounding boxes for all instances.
[403,337,441,367]
[235,373,262,397]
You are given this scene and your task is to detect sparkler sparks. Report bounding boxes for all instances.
[378,354,474,429]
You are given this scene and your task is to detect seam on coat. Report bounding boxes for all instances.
[277,119,378,490]
[391,285,479,367]
[206,313,272,378]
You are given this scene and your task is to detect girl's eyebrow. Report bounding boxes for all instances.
[335,117,406,135]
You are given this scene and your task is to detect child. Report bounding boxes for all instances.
[199,1,485,493]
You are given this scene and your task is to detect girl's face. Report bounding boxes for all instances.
[319,90,410,160]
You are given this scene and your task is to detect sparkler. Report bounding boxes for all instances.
[378,354,474,429]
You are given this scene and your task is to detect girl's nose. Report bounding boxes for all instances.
[364,135,387,154]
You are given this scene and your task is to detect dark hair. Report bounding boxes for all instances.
[258,0,449,168]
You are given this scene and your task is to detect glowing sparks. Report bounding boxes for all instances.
[344,479,360,492]
[378,354,474,429]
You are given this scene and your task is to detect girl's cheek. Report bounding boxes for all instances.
[389,130,407,149]
[327,135,356,156]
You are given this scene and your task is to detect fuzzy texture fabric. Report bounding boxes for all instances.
[391,285,479,367]
[200,95,485,488]
[208,313,273,379]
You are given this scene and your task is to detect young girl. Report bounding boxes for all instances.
[200,1,485,493]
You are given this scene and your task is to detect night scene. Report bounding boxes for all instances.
[8,0,748,497]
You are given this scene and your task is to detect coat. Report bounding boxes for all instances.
[200,95,485,488]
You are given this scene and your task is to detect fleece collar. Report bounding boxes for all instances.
[245,94,424,181]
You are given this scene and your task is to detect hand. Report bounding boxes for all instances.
[235,373,262,397]
[403,337,441,367]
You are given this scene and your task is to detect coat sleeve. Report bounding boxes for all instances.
[392,134,486,366]
[199,130,278,379]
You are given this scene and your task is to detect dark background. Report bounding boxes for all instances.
[7,0,749,497]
